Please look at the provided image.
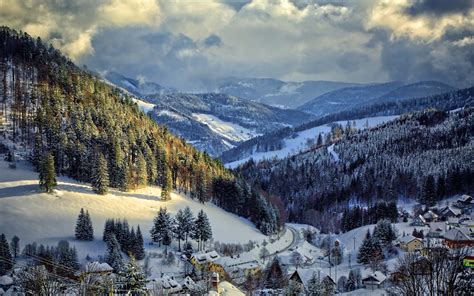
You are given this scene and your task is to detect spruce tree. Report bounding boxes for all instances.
[357,230,372,265]
[75,208,94,241]
[134,225,145,260]
[10,236,20,259]
[0,234,13,275]
[161,164,172,201]
[39,152,57,193]
[307,271,323,295]
[150,207,174,247]
[421,175,436,206]
[174,209,187,251]
[92,152,109,195]
[105,234,123,271]
[192,210,212,251]
[118,256,147,294]
[182,206,194,244]
[136,152,148,187]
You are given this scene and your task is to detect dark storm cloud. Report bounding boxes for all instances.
[405,0,473,16]
[204,34,222,47]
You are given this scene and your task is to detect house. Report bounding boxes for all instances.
[83,262,113,274]
[180,276,199,293]
[421,238,446,256]
[190,250,221,270]
[447,217,460,227]
[456,195,473,209]
[443,228,473,248]
[362,272,386,290]
[411,215,427,226]
[427,222,447,238]
[215,253,261,284]
[154,276,182,294]
[440,206,462,219]
[288,268,336,293]
[399,235,423,252]
[423,210,439,222]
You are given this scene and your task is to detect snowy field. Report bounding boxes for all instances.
[0,160,269,262]
[226,115,398,168]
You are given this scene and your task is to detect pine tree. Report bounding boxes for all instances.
[357,230,372,265]
[174,209,186,251]
[105,234,123,272]
[10,236,20,259]
[92,152,109,195]
[134,225,145,260]
[75,208,94,241]
[103,218,115,242]
[150,207,174,247]
[0,233,13,275]
[39,152,57,193]
[264,258,286,289]
[193,210,212,251]
[182,206,194,244]
[161,164,172,201]
[55,240,79,277]
[136,152,148,187]
[373,219,396,247]
[118,256,147,294]
[307,271,323,295]
[162,231,172,255]
[421,175,436,206]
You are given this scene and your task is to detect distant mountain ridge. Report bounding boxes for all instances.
[299,81,455,117]
[215,77,361,108]
[105,71,176,97]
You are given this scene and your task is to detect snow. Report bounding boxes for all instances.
[131,98,156,113]
[327,144,339,162]
[226,115,398,168]
[157,110,186,121]
[192,113,260,143]
[0,160,269,262]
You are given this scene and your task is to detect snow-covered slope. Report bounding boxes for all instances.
[226,115,398,168]
[104,71,176,97]
[147,93,314,156]
[0,160,268,259]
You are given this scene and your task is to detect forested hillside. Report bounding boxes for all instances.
[0,27,282,235]
[221,87,473,163]
[236,108,473,232]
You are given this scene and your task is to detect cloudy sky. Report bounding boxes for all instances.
[1,0,473,91]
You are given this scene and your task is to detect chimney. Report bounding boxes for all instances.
[211,272,219,293]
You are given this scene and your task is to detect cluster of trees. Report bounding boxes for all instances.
[357,220,397,271]
[75,208,94,241]
[341,202,398,232]
[22,240,79,278]
[103,218,145,261]
[238,109,473,232]
[0,27,281,235]
[212,177,282,235]
[150,206,211,252]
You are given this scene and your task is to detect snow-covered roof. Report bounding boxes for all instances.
[444,228,472,241]
[155,276,182,292]
[429,222,447,234]
[441,206,462,216]
[208,281,245,296]
[192,251,220,263]
[423,210,438,219]
[291,268,334,287]
[399,235,421,244]
[459,194,473,203]
[215,252,259,268]
[413,215,426,223]
[362,271,386,284]
[181,276,197,290]
[0,276,13,286]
